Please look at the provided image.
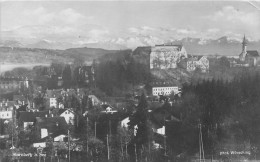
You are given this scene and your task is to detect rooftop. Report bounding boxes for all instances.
[35,116,68,136]
[19,111,49,122]
[247,50,259,57]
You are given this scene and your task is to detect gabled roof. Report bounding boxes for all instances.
[19,111,49,122]
[190,55,207,60]
[13,95,26,102]
[35,116,68,136]
[150,105,181,128]
[58,108,74,115]
[155,44,183,51]
[88,95,100,101]
[151,80,181,87]
[247,50,259,57]
[197,55,206,60]
[58,109,67,115]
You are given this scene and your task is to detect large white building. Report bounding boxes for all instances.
[152,86,180,96]
[150,44,187,69]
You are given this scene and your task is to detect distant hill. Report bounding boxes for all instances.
[171,36,260,56]
[83,42,128,50]
[2,36,260,55]
[0,46,123,65]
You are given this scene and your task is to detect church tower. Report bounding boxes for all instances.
[239,34,247,61]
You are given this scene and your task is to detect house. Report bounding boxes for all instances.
[0,77,29,91]
[0,77,21,90]
[228,58,249,67]
[152,86,180,96]
[0,110,12,120]
[151,82,181,96]
[18,111,49,130]
[239,35,260,66]
[45,89,63,108]
[33,142,46,148]
[0,100,15,111]
[150,106,181,149]
[54,134,67,142]
[13,95,27,105]
[58,109,74,125]
[155,126,165,135]
[120,117,130,128]
[34,116,68,140]
[88,95,101,106]
[150,44,188,69]
[101,104,118,114]
[0,100,15,120]
[181,55,209,73]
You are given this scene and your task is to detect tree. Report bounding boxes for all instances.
[128,93,155,161]
[33,92,46,110]
[50,62,64,76]
[62,64,72,89]
[117,125,133,161]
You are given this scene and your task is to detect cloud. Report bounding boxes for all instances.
[88,29,110,38]
[202,5,260,40]
[21,7,91,27]
[207,28,220,33]
[2,6,99,42]
[205,6,260,30]
[128,26,155,34]
[176,29,197,35]
[59,8,87,24]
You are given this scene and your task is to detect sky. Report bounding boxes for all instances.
[1,1,260,48]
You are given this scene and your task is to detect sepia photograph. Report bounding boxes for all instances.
[0,0,260,161]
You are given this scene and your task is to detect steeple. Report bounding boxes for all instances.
[242,34,247,47]
[240,34,248,61]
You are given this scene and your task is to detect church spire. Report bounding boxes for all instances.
[239,34,248,61]
[242,34,247,46]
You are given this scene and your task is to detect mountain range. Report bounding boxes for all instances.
[1,36,260,56]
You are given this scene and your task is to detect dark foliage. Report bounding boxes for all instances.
[170,73,260,159]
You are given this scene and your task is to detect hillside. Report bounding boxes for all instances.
[0,46,123,64]
[2,36,260,55]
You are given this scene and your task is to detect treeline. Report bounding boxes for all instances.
[95,50,151,96]
[3,49,151,96]
[172,72,260,160]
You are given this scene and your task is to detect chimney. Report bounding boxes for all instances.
[51,114,54,117]
[45,114,48,118]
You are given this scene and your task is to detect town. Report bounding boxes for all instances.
[1,34,260,162]
[1,1,260,162]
